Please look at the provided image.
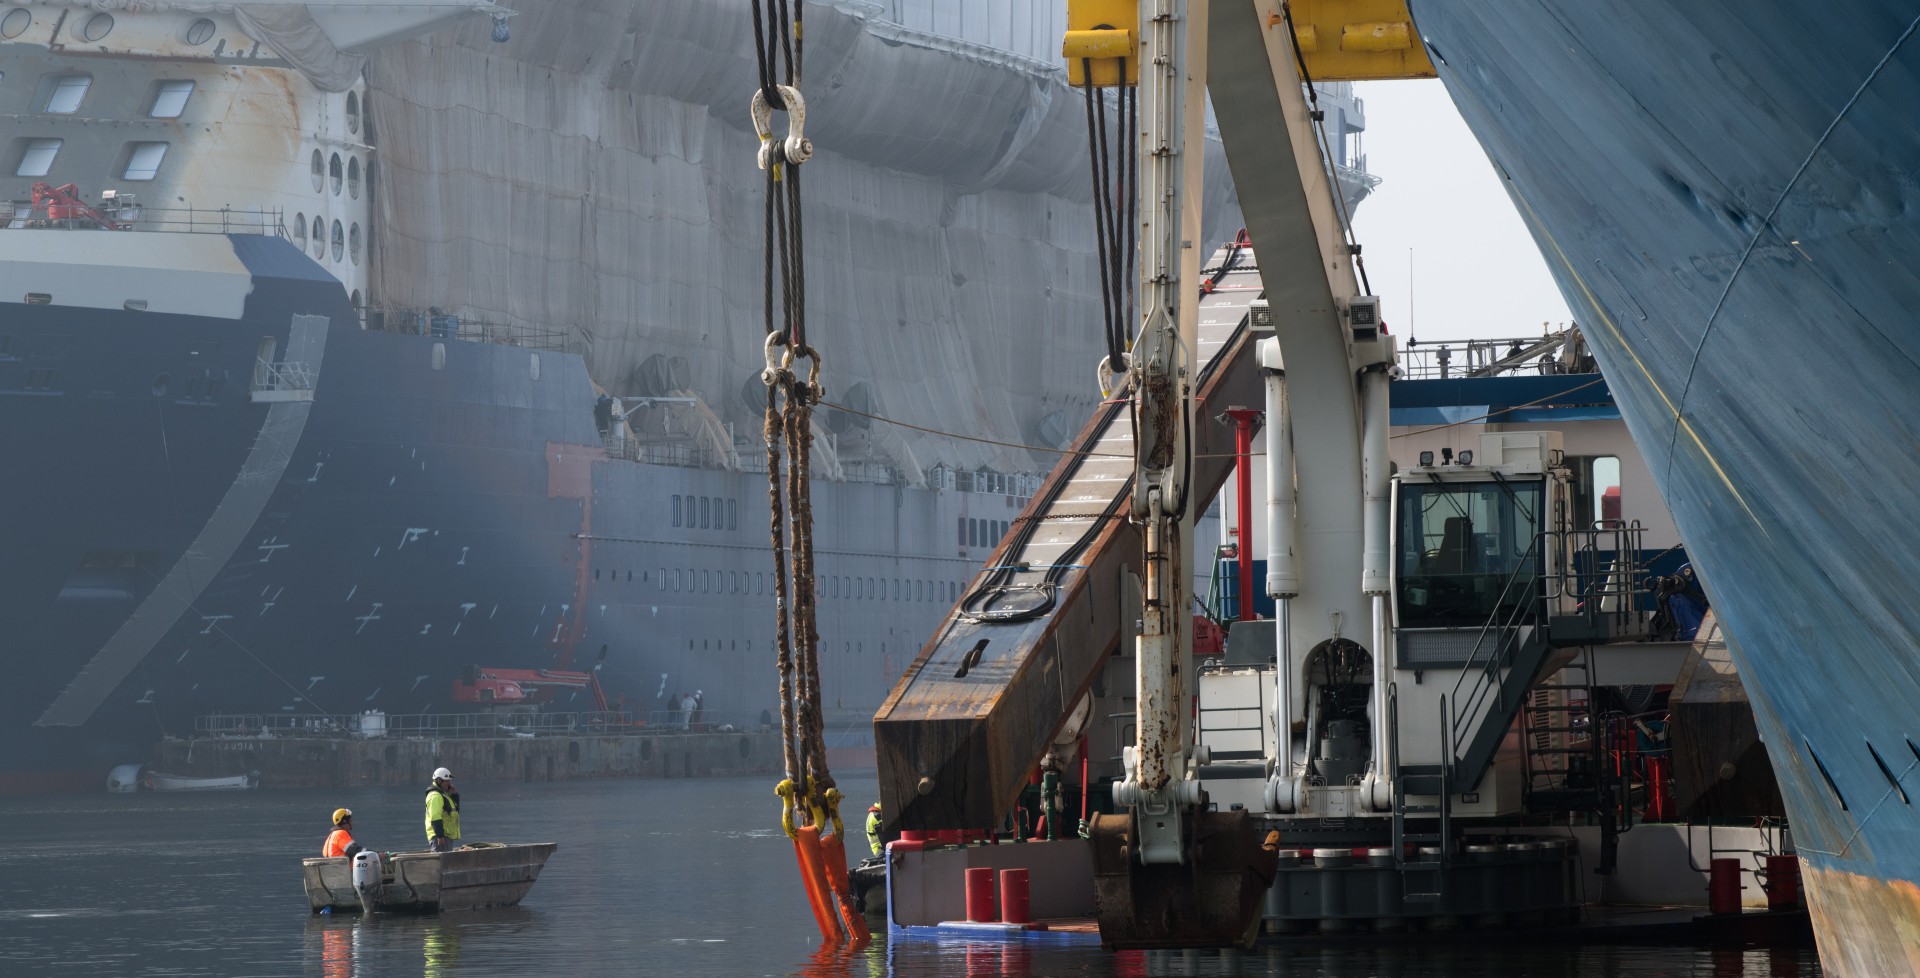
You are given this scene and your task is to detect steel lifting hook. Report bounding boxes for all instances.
[751,85,814,170]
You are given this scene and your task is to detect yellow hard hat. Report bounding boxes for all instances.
[332,808,353,825]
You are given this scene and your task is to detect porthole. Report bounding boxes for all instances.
[349,289,361,310]
[348,223,361,265]
[16,138,61,177]
[330,220,343,262]
[310,150,324,192]
[310,217,324,257]
[328,153,342,195]
[184,17,215,45]
[347,157,360,199]
[123,142,168,181]
[78,13,113,42]
[44,75,90,114]
[149,80,194,119]
[1,9,31,39]
[345,91,361,133]
[292,213,307,246]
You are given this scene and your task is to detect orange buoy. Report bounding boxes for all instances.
[818,829,872,944]
[793,826,842,941]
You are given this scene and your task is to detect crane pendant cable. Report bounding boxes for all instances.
[749,0,867,948]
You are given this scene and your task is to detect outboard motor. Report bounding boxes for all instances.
[351,850,383,914]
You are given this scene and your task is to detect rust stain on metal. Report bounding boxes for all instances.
[1802,864,1920,976]
[544,441,607,670]
[1090,810,1276,949]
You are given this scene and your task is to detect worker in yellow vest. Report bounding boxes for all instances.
[425,767,462,852]
[866,801,883,856]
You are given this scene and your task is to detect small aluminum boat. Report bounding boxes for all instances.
[145,770,258,791]
[302,842,556,914]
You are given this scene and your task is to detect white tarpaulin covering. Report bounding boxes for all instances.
[366,0,1242,474]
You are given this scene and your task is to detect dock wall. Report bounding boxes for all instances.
[151,731,785,789]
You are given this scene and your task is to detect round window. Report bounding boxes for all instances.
[292,212,306,247]
[349,223,361,265]
[184,18,215,45]
[330,220,344,262]
[350,289,362,309]
[345,91,360,134]
[347,157,360,199]
[78,13,112,42]
[310,150,324,192]
[1,9,31,39]
[328,153,343,196]
[311,217,324,257]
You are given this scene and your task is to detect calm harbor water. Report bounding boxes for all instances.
[0,775,1820,978]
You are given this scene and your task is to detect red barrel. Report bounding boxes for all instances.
[964,867,997,922]
[1764,854,1801,910]
[1708,858,1743,915]
[892,829,928,853]
[999,868,1031,924]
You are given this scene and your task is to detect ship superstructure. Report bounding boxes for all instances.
[0,2,1387,788]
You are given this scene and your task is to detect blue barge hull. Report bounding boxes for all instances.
[1411,2,1920,971]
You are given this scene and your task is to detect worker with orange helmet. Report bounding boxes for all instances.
[323,808,364,859]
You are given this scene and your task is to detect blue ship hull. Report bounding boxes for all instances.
[1,234,967,790]
[1411,2,1920,970]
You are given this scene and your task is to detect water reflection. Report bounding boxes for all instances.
[862,939,1821,978]
[306,913,473,978]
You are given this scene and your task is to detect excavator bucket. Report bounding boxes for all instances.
[1088,809,1276,950]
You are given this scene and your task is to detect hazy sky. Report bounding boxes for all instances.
[1346,80,1574,344]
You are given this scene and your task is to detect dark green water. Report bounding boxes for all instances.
[0,775,1820,977]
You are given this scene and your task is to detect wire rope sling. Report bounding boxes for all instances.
[747,0,868,949]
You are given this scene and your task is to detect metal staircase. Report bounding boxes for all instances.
[1519,649,1624,873]
[1389,685,1452,901]
[1440,535,1560,795]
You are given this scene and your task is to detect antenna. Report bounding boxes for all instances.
[1407,246,1415,336]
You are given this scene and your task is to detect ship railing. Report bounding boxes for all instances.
[932,465,1042,499]
[251,358,316,402]
[1400,329,1599,379]
[5,199,289,238]
[1546,520,1653,634]
[192,710,777,739]
[362,307,569,353]
[643,710,769,733]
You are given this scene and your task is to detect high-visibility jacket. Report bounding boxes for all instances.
[866,808,883,856]
[323,828,358,858]
[425,787,461,844]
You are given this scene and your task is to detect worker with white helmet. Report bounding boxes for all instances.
[424,767,462,852]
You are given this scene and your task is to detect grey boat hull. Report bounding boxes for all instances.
[302,842,556,913]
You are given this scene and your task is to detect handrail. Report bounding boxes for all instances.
[1445,531,1545,760]
[6,198,289,238]
[188,710,773,740]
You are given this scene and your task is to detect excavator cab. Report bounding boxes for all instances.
[1395,474,1549,630]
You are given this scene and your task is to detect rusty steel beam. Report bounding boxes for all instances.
[875,252,1267,831]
